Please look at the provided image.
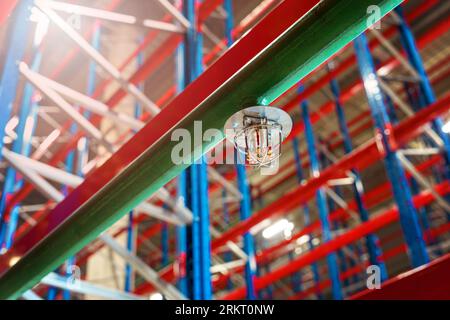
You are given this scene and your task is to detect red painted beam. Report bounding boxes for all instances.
[5,1,444,290]
[11,0,312,261]
[134,154,443,295]
[9,0,438,222]
[2,0,229,221]
[257,156,442,264]
[5,0,439,228]
[208,155,443,291]
[134,139,442,295]
[351,253,450,300]
[275,0,439,112]
[0,0,323,273]
[119,0,442,292]
[2,6,167,218]
[13,2,272,264]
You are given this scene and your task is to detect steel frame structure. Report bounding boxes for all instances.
[0,0,448,301]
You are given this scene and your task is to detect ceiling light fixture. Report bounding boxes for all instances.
[262,219,294,239]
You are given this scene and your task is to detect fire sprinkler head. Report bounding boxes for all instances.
[224,106,293,168]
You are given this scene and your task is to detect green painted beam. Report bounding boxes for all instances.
[0,0,402,299]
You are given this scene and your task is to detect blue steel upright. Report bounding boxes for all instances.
[354,34,429,268]
[161,222,169,268]
[299,84,343,300]
[186,0,201,299]
[180,0,212,300]
[224,0,234,47]
[225,0,257,300]
[396,5,450,225]
[329,75,387,281]
[235,152,258,300]
[292,138,322,298]
[175,10,189,296]
[195,2,212,300]
[318,141,350,287]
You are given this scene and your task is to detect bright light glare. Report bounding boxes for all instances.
[296,235,310,246]
[443,120,450,134]
[365,74,381,96]
[150,293,163,300]
[30,7,49,46]
[262,219,294,239]
[9,256,21,267]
